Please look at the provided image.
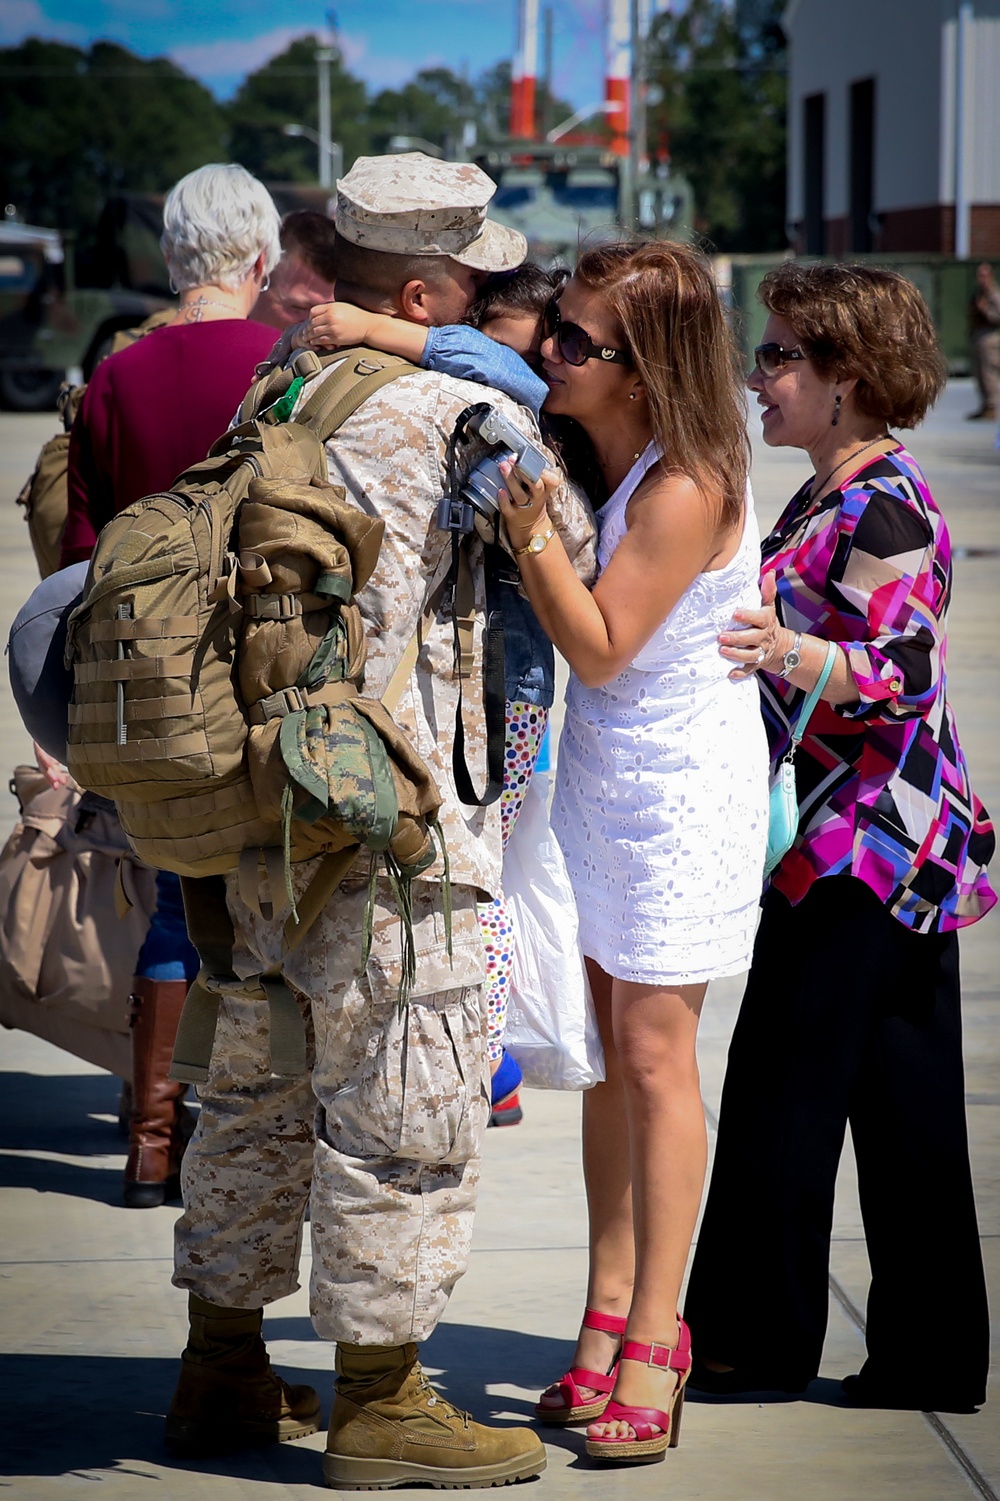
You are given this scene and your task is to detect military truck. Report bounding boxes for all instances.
[0,211,171,411]
[473,142,693,266]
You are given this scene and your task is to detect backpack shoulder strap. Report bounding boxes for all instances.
[291,347,419,444]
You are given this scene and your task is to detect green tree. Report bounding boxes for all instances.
[0,39,227,235]
[645,0,786,251]
[226,36,370,180]
[367,67,476,157]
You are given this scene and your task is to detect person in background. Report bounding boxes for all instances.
[252,209,338,331]
[967,261,1000,421]
[62,162,281,1207]
[686,261,995,1414]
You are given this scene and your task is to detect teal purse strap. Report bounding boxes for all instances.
[787,640,839,751]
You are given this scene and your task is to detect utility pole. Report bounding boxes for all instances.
[316,45,333,187]
[627,0,646,230]
[316,10,338,189]
[954,0,973,257]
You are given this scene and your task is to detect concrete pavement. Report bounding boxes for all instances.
[0,384,998,1498]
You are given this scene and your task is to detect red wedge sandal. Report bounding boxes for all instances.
[585,1318,692,1464]
[535,1309,628,1426]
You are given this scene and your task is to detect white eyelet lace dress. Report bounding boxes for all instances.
[552,443,770,986]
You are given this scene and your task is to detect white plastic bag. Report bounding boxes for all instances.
[502,773,605,1090]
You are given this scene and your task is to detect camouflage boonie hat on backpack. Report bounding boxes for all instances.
[334,151,527,272]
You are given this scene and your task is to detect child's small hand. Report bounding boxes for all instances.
[303,301,374,350]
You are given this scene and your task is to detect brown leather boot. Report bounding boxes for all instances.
[165,1295,322,1454]
[324,1343,546,1490]
[123,976,192,1208]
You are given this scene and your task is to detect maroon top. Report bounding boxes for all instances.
[62,319,276,567]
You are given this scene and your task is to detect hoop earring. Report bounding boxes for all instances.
[169,277,179,295]
[832,393,842,427]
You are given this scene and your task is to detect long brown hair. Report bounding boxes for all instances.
[575,241,749,530]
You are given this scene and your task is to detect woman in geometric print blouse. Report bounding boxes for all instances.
[685,262,995,1415]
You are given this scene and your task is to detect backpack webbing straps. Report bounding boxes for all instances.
[169,872,309,1082]
[170,874,236,1084]
[168,588,439,1084]
[272,579,442,959]
[293,348,418,442]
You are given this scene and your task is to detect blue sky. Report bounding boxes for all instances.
[0,0,612,109]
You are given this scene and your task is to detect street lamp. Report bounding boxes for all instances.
[546,101,615,143]
[387,134,444,158]
[282,123,343,186]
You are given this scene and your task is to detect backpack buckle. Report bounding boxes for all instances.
[254,686,306,723]
[291,349,322,379]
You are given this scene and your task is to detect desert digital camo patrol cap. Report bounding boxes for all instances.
[334,152,527,272]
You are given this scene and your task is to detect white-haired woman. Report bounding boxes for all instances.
[64,162,280,562]
[63,164,281,1209]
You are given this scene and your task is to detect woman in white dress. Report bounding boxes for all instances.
[497,241,769,1464]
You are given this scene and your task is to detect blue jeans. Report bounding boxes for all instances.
[135,870,200,983]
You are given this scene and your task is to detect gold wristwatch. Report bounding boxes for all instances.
[513,525,555,558]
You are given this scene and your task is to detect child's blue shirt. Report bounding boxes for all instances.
[421,325,548,416]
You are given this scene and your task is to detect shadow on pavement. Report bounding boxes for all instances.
[266,1314,575,1426]
[0,1070,124,1155]
[0,1152,127,1203]
[0,1335,851,1481]
[0,1352,332,1482]
[0,1069,132,1203]
[687,1376,849,1408]
[0,1070,192,1206]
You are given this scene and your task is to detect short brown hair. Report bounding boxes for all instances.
[759,262,946,428]
[279,210,337,282]
[575,241,749,531]
[331,231,453,300]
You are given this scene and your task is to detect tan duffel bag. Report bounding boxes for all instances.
[0,765,157,1077]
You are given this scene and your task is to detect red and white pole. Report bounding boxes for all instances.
[605,0,630,157]
[511,0,539,138]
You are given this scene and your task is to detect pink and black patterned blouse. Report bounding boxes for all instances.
[760,442,995,934]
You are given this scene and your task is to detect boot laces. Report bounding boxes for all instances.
[416,1368,470,1430]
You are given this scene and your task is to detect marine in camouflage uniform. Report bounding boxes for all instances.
[167,152,596,1489]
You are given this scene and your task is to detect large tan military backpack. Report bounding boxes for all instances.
[64,347,445,898]
[15,312,175,579]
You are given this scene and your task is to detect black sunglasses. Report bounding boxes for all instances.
[543,300,630,367]
[753,343,807,378]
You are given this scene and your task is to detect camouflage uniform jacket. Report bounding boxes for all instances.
[293,363,597,900]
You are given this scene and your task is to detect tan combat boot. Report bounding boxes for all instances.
[165,1295,321,1454]
[324,1342,546,1490]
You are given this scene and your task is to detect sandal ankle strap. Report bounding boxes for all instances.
[621,1318,692,1374]
[582,1308,629,1337]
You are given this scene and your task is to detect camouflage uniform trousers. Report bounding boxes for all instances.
[173,867,490,1346]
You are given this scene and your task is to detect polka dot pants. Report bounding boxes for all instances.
[479,701,549,1063]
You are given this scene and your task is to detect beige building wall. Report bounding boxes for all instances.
[784,0,1000,254]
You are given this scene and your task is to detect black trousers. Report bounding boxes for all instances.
[685,874,989,1405]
